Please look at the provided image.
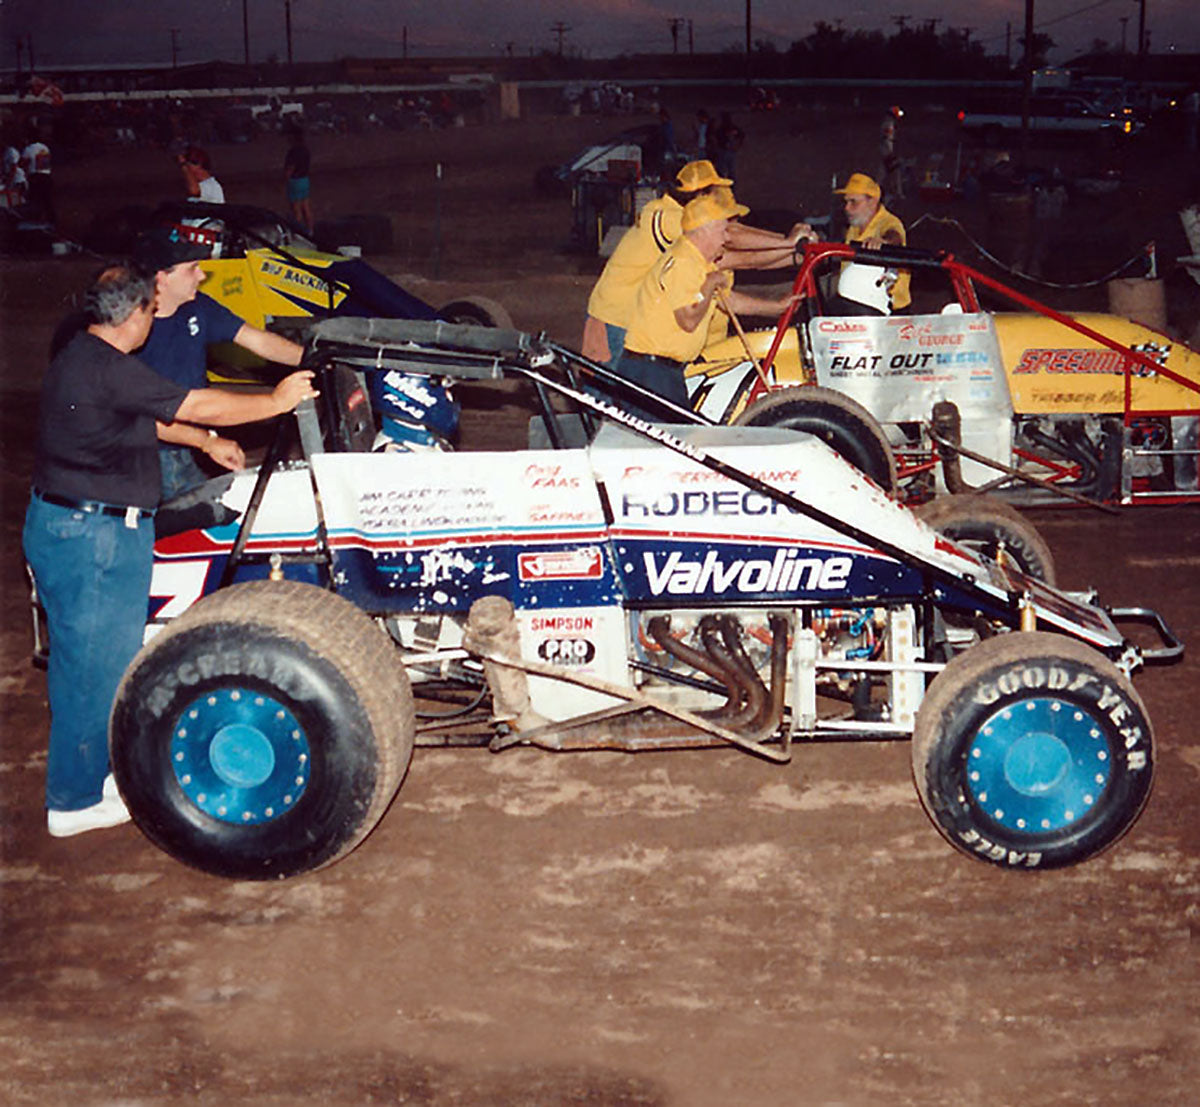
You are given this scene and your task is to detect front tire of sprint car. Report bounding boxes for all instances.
[110,581,415,880]
[912,632,1153,870]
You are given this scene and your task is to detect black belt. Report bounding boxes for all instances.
[35,490,154,519]
[624,351,685,367]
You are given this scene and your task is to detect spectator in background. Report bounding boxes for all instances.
[20,129,54,224]
[284,125,313,234]
[1,145,28,211]
[879,105,905,200]
[178,145,224,204]
[656,107,678,170]
[712,113,743,180]
[693,109,710,161]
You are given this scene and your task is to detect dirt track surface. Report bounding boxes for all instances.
[3,98,1200,1105]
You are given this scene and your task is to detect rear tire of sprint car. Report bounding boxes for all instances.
[733,386,898,493]
[438,295,515,330]
[915,494,1057,585]
[110,581,415,880]
[912,632,1154,870]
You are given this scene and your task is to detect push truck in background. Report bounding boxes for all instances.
[105,318,1181,879]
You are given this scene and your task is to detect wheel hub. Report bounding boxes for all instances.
[966,697,1112,834]
[170,688,311,825]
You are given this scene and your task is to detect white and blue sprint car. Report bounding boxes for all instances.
[102,319,1181,879]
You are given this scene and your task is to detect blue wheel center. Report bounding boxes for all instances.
[966,696,1112,835]
[210,724,277,788]
[170,688,310,826]
[1002,732,1071,796]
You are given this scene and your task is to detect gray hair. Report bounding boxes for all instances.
[83,264,154,326]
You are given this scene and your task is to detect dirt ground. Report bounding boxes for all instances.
[3,95,1200,1106]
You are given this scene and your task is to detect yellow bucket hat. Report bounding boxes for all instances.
[681,186,749,232]
[675,159,734,192]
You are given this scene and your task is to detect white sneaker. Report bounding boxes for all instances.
[47,794,131,838]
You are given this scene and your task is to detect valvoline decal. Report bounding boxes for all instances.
[615,538,918,601]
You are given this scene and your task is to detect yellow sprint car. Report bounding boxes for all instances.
[685,240,1200,506]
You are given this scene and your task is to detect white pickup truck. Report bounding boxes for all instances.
[957,92,1143,144]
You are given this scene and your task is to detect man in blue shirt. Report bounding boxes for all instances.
[133,226,306,498]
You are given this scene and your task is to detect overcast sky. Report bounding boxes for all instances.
[4,0,1196,70]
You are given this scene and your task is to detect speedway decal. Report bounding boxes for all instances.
[1012,343,1166,377]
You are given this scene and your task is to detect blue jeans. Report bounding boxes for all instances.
[607,351,691,423]
[604,323,626,365]
[23,494,155,811]
[159,444,210,502]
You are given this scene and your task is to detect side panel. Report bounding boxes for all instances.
[808,312,1012,485]
[311,451,621,615]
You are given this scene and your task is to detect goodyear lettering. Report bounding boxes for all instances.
[622,489,797,518]
[958,828,1042,867]
[973,664,1096,705]
[643,550,851,596]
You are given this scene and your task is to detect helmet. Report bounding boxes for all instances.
[370,370,459,451]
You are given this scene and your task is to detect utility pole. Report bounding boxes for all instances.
[1006,21,1012,67]
[1119,15,1129,52]
[550,22,570,55]
[688,19,694,54]
[242,0,250,64]
[285,0,293,67]
[745,0,752,91]
[1021,0,1034,160]
[170,28,180,67]
[1136,0,1146,58]
[891,15,910,31]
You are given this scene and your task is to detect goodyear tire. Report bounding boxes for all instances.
[110,581,414,879]
[438,295,514,329]
[912,632,1153,870]
[733,386,897,492]
[916,494,1057,585]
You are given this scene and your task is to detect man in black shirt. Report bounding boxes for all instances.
[25,263,317,838]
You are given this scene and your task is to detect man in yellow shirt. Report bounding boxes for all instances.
[612,189,797,421]
[583,160,800,364]
[835,172,910,311]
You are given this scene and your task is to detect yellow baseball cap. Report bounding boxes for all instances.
[681,186,749,232]
[675,159,733,192]
[834,172,882,198]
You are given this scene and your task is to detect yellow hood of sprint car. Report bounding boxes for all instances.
[992,312,1200,415]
